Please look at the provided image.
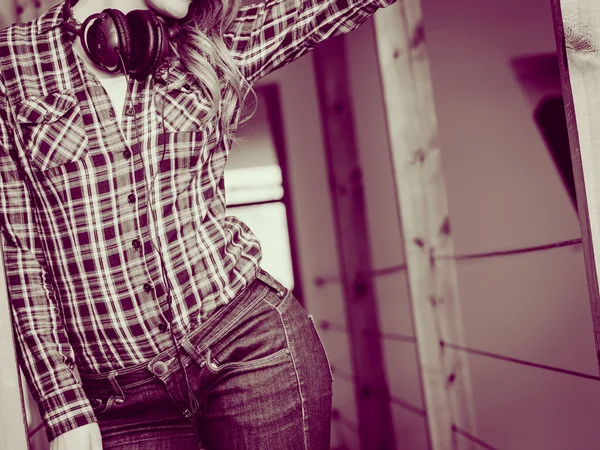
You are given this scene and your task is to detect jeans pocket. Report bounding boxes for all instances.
[204,347,290,374]
[308,315,334,382]
[202,296,290,375]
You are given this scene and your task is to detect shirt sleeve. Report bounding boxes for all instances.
[225,0,396,84]
[0,79,96,443]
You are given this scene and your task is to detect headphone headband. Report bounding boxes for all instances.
[62,1,183,37]
[61,0,183,79]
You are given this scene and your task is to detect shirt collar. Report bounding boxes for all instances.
[37,2,68,36]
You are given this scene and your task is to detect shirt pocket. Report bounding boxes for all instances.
[155,83,211,133]
[16,90,89,172]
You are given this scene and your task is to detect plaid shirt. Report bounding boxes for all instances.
[0,0,394,442]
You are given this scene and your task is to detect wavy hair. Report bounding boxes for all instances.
[173,0,255,137]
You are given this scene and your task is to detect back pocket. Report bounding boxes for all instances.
[16,90,89,172]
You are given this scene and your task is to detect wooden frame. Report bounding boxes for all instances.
[314,37,397,449]
[372,0,477,448]
[552,0,600,371]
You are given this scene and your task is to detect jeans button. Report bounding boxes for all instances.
[152,361,169,376]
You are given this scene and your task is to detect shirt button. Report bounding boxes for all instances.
[126,107,135,116]
[143,283,152,293]
[108,110,116,119]
[123,149,132,160]
[158,322,169,333]
[127,194,136,204]
[132,239,141,250]
[43,112,53,122]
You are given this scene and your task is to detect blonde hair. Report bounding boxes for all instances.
[173,0,255,137]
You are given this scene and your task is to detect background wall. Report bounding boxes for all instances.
[341,0,596,447]
[423,0,597,448]
[275,0,600,447]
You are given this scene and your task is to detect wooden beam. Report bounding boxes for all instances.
[372,1,477,449]
[313,37,397,449]
[0,246,29,449]
[551,0,600,371]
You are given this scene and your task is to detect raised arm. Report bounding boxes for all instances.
[226,0,396,84]
[0,78,96,444]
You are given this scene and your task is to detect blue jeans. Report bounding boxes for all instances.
[80,269,333,449]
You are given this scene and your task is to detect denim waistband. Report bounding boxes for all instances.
[79,268,288,395]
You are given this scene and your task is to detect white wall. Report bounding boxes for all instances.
[295,0,598,447]
[421,0,596,447]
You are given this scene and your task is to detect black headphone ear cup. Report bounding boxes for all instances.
[126,10,166,79]
[103,9,132,69]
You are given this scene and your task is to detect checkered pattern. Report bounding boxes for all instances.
[0,0,394,442]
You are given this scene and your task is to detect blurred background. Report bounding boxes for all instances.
[4,0,598,449]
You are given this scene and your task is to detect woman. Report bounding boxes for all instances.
[0,0,394,448]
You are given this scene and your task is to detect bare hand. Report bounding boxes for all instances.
[145,0,193,19]
[50,423,103,450]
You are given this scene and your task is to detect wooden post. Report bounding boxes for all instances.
[551,0,600,371]
[313,37,397,449]
[372,1,477,449]
[0,246,29,449]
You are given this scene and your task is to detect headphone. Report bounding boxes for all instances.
[62,0,183,79]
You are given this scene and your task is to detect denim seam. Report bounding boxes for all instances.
[183,277,273,350]
[191,286,271,356]
[308,315,334,382]
[204,347,290,374]
[279,311,309,450]
[105,432,196,446]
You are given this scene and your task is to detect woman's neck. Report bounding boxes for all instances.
[72,0,149,22]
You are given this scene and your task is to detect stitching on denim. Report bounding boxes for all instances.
[107,372,125,401]
[104,432,197,446]
[308,315,334,382]
[204,347,289,374]
[279,310,309,450]
[190,286,271,356]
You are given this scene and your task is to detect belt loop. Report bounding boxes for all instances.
[107,371,125,401]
